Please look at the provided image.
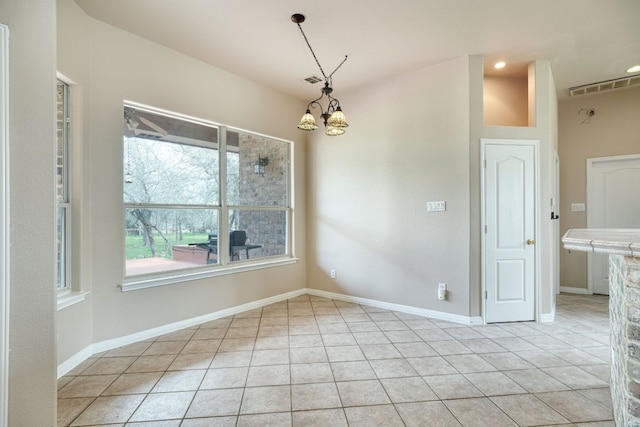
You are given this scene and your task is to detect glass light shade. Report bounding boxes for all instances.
[325,126,345,136]
[297,110,318,131]
[327,107,348,128]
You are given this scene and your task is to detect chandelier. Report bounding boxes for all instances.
[292,13,349,136]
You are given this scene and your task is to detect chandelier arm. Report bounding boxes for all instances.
[306,91,326,111]
[327,97,340,112]
[307,100,322,111]
[295,22,327,80]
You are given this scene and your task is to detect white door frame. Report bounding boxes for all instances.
[0,23,9,427]
[586,153,640,294]
[481,138,540,323]
[552,151,560,296]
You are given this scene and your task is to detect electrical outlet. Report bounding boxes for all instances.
[438,283,446,300]
[330,269,336,279]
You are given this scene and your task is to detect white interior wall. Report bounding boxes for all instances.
[3,0,58,425]
[56,1,307,363]
[57,0,93,368]
[57,0,560,379]
[306,57,473,317]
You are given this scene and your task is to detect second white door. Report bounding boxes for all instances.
[587,154,640,295]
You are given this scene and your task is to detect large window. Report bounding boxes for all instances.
[123,103,291,281]
[56,80,71,292]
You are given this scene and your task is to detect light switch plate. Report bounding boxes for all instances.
[571,203,586,212]
[427,201,446,212]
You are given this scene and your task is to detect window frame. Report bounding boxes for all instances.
[121,102,296,291]
[56,79,72,294]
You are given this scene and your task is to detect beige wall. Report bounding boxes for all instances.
[57,1,307,363]
[559,86,640,289]
[306,57,473,316]
[483,75,529,127]
[1,0,58,425]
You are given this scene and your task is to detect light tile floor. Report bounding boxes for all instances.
[58,293,614,426]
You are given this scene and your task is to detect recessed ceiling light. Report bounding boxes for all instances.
[627,65,640,73]
[494,61,506,69]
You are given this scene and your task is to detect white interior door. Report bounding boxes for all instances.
[483,140,536,323]
[587,155,640,295]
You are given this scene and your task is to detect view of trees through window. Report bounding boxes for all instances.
[123,104,290,277]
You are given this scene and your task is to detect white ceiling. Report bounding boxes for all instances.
[74,0,640,101]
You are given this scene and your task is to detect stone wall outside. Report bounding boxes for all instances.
[610,254,640,426]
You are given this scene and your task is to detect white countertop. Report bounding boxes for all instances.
[562,229,640,257]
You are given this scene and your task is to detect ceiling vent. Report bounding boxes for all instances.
[303,75,322,84]
[569,74,640,97]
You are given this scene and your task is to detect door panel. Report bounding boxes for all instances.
[588,155,640,295]
[484,141,536,323]
[497,260,525,301]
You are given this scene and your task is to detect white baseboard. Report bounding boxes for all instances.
[57,346,93,378]
[539,311,555,323]
[539,301,556,323]
[305,288,484,326]
[559,286,591,295]
[59,287,486,378]
[58,288,306,378]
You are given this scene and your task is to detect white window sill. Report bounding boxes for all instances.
[121,257,298,292]
[57,291,90,310]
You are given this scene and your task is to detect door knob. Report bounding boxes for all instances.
[526,239,535,245]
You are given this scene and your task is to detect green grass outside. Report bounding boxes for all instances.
[126,231,211,259]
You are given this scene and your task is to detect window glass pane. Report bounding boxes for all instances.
[56,81,67,203]
[57,206,67,289]
[226,130,288,207]
[124,107,219,205]
[125,208,219,276]
[124,137,219,205]
[228,209,287,262]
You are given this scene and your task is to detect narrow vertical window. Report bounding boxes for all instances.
[56,80,71,291]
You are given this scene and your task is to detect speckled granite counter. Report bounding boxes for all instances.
[562,228,640,426]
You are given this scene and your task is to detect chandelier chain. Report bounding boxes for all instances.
[328,55,349,80]
[295,22,328,79]
[295,23,348,82]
